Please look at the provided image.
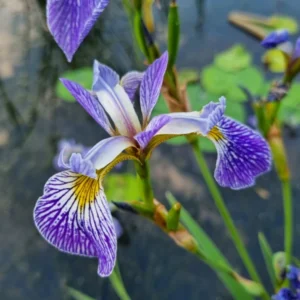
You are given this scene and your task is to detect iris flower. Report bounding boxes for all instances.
[47,0,110,62]
[34,52,271,277]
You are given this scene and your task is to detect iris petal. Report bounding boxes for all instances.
[209,117,272,190]
[93,60,120,89]
[140,52,168,124]
[61,79,114,135]
[34,171,117,276]
[47,0,110,62]
[120,71,144,102]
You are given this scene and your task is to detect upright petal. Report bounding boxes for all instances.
[69,153,97,179]
[85,136,136,169]
[94,79,141,136]
[34,171,117,276]
[93,60,119,89]
[261,30,289,49]
[47,0,110,62]
[140,52,168,123]
[120,71,144,102]
[208,117,271,190]
[134,115,171,149]
[61,79,114,135]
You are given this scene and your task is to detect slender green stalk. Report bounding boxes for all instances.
[134,161,154,208]
[282,180,292,265]
[109,263,131,300]
[190,140,269,300]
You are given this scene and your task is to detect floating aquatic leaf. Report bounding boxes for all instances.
[56,68,93,102]
[262,49,286,73]
[214,44,252,72]
[104,173,141,202]
[268,15,298,34]
[201,65,233,95]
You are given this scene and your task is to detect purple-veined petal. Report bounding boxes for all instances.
[134,115,171,149]
[120,71,144,102]
[140,52,168,123]
[34,170,117,277]
[95,79,141,136]
[69,153,97,179]
[261,29,289,49]
[93,60,119,89]
[61,79,114,135]
[208,117,272,190]
[47,0,110,62]
[155,97,226,136]
[85,136,136,170]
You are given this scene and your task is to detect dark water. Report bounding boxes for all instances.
[1,0,300,299]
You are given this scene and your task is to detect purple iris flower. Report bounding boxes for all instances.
[287,266,300,290]
[47,0,110,62]
[34,52,271,277]
[272,288,300,300]
[261,30,289,49]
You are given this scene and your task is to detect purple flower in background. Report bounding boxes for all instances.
[47,0,110,62]
[261,30,289,49]
[34,52,271,278]
[287,266,300,290]
[272,288,300,300]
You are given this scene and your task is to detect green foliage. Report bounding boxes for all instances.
[262,49,286,73]
[201,64,264,103]
[55,68,93,102]
[268,15,298,34]
[273,252,287,283]
[104,173,140,202]
[178,69,199,85]
[258,232,276,288]
[166,192,254,300]
[67,287,95,300]
[214,44,252,72]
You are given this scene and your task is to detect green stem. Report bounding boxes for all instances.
[282,180,292,265]
[190,141,269,300]
[134,161,154,208]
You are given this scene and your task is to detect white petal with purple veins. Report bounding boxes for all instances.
[208,117,272,190]
[61,79,114,135]
[47,0,110,62]
[34,171,117,276]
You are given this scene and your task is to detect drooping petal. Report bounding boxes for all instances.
[34,171,117,277]
[61,79,114,135]
[272,288,298,300]
[94,79,141,136]
[140,52,168,123]
[47,0,110,62]
[134,115,171,149]
[287,266,300,290]
[120,71,144,101]
[93,60,119,89]
[85,136,136,170]
[208,117,271,190]
[155,98,226,136]
[261,29,289,49]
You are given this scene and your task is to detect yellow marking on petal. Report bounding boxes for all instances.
[73,175,101,209]
[207,126,224,141]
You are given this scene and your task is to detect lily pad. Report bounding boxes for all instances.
[269,15,298,34]
[55,68,93,102]
[104,173,141,202]
[201,65,234,95]
[262,49,286,73]
[214,44,252,72]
